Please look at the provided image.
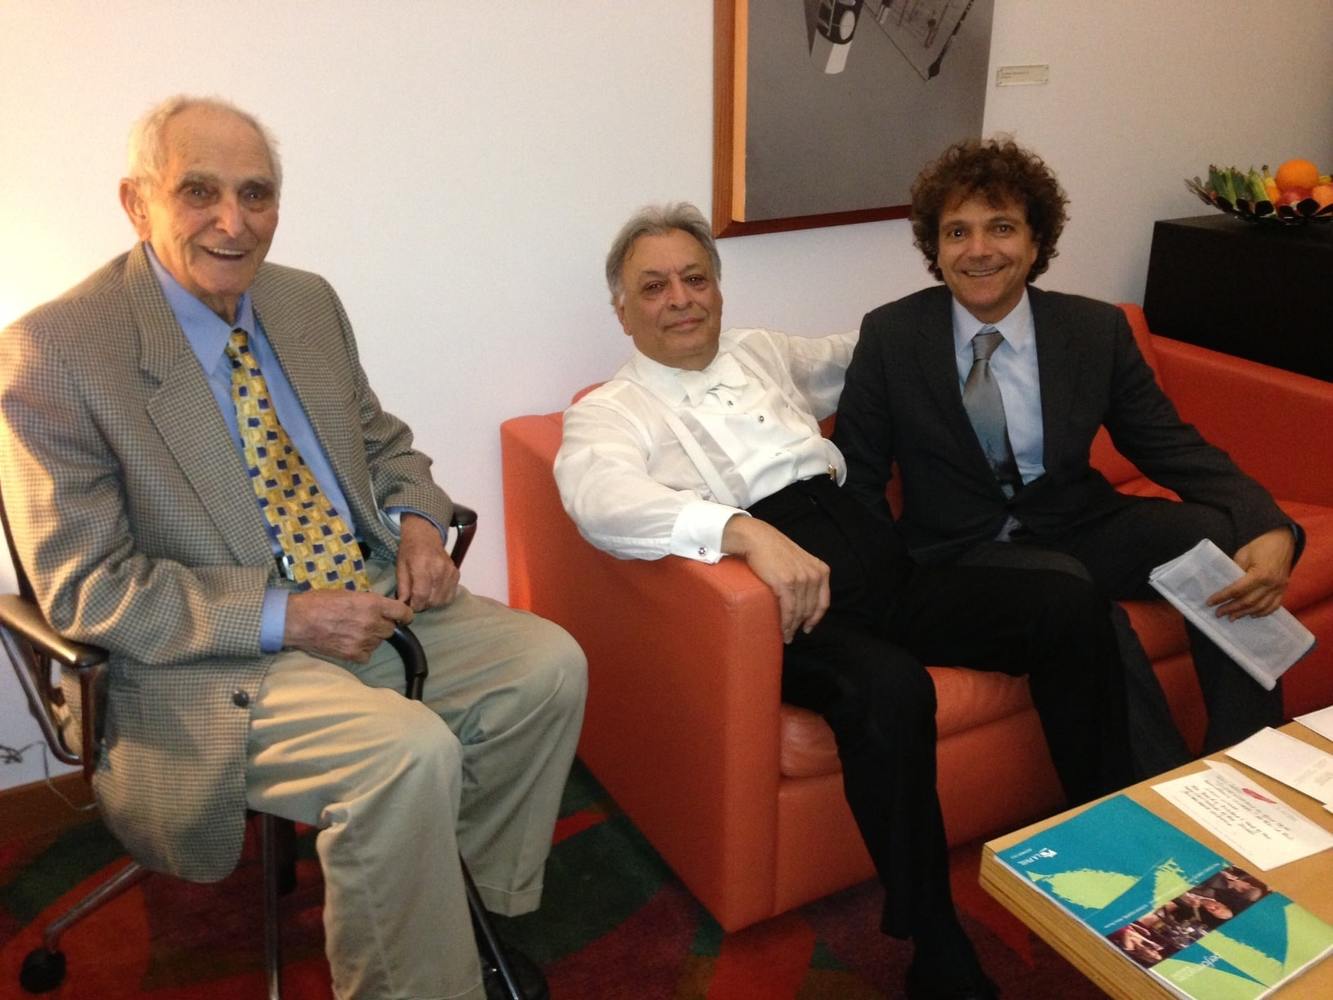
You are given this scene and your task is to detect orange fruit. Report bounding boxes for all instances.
[1313,184,1333,208]
[1275,158,1320,192]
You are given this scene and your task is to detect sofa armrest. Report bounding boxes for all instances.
[501,414,787,925]
[1151,335,1333,507]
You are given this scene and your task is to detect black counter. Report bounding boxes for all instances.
[1142,214,1332,381]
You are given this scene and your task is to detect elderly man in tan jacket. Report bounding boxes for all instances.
[0,94,584,1000]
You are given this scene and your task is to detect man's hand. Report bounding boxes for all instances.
[1206,526,1296,620]
[285,589,414,662]
[396,512,460,611]
[722,515,830,643]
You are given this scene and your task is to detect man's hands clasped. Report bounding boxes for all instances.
[283,513,460,662]
[284,589,413,662]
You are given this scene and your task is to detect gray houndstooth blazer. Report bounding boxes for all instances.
[0,243,452,881]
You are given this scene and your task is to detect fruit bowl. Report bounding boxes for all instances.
[1185,177,1333,226]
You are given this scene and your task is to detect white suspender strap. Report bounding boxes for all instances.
[626,380,744,509]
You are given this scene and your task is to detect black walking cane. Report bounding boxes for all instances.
[388,625,525,1000]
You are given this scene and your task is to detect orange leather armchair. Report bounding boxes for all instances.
[500,304,1333,932]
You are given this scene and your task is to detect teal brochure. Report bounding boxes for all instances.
[998,795,1333,999]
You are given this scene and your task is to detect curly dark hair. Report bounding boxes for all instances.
[910,138,1068,282]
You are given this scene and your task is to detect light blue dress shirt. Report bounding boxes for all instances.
[951,291,1046,485]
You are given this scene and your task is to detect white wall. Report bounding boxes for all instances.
[2,1,1330,788]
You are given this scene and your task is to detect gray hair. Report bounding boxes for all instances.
[605,202,721,305]
[126,94,283,196]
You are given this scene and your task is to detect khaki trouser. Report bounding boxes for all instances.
[244,578,586,1000]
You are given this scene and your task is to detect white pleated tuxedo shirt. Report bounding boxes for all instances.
[555,327,857,564]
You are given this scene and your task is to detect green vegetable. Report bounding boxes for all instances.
[1245,167,1268,204]
[1229,168,1250,203]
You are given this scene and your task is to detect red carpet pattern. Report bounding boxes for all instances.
[1,764,1106,998]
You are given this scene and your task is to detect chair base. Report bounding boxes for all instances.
[12,818,291,997]
[19,947,66,994]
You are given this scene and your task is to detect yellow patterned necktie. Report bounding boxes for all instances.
[225,329,370,592]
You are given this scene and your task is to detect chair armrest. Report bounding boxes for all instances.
[564,548,786,769]
[500,414,785,763]
[0,593,107,776]
[0,593,106,668]
[505,444,787,782]
[448,502,477,567]
[547,544,788,921]
[1152,336,1333,506]
[501,413,787,922]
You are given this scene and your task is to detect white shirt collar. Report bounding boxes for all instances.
[626,344,746,406]
[951,289,1035,359]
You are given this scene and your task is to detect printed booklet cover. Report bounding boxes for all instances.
[997,795,1333,998]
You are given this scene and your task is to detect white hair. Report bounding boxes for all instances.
[126,94,283,195]
[605,202,721,306]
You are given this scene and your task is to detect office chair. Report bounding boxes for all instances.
[2,498,524,999]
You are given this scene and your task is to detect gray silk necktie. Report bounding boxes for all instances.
[962,328,1022,498]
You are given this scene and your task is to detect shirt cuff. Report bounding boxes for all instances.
[260,587,288,653]
[670,499,747,563]
[1289,520,1306,566]
[385,506,448,544]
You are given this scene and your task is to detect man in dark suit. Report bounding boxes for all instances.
[0,95,584,1000]
[834,138,1301,774]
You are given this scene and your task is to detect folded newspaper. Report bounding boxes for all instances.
[1148,539,1315,691]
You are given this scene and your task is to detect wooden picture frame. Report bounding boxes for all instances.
[712,1,909,238]
[712,0,991,239]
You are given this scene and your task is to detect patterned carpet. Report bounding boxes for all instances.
[0,764,1105,998]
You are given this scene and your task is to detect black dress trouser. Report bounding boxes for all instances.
[955,496,1286,775]
[1021,497,1285,755]
[747,476,1133,938]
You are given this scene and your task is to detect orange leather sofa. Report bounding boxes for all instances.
[500,304,1333,933]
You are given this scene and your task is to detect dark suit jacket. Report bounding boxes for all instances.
[0,244,451,881]
[834,284,1295,565]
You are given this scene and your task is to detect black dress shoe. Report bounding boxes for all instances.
[481,939,549,1000]
[903,959,998,1000]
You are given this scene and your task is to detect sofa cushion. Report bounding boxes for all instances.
[780,667,1033,780]
[778,705,838,779]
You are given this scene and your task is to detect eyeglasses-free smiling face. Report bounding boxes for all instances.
[120,104,279,324]
[615,229,724,372]
[935,194,1038,325]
